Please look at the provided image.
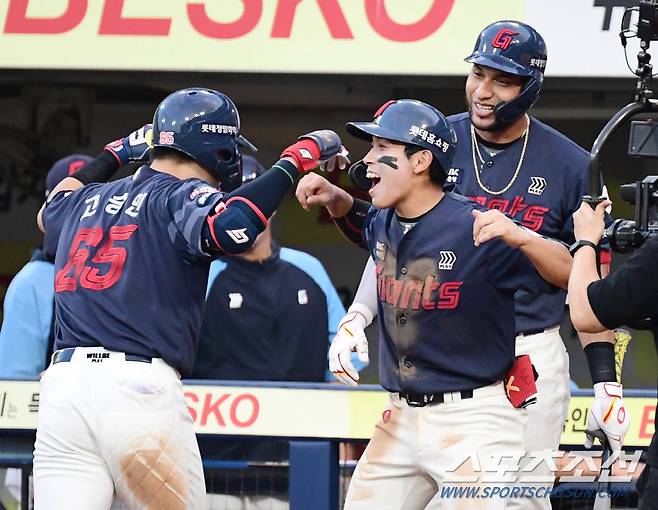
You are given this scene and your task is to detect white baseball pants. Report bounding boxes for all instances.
[33,347,206,510]
[345,382,526,510]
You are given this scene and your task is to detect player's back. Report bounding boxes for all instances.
[44,166,221,375]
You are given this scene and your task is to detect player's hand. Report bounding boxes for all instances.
[104,124,153,166]
[329,311,370,386]
[296,172,354,217]
[319,146,350,172]
[281,130,342,173]
[573,200,611,245]
[472,209,529,248]
[585,382,630,453]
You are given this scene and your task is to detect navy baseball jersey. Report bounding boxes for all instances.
[42,165,224,376]
[364,192,548,394]
[448,112,600,334]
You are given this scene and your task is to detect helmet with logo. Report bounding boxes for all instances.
[152,88,257,192]
[465,20,547,124]
[345,99,457,175]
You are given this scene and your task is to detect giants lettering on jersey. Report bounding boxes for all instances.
[469,195,549,232]
[376,265,462,311]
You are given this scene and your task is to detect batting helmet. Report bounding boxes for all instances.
[465,20,547,124]
[152,88,257,192]
[346,99,456,175]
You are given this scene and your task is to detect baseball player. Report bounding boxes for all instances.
[296,99,570,509]
[331,20,628,506]
[33,87,343,510]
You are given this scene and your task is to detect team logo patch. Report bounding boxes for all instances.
[297,289,308,305]
[298,148,313,160]
[375,241,387,260]
[492,28,518,50]
[438,251,456,270]
[226,228,250,244]
[229,293,243,309]
[446,167,460,184]
[528,177,547,196]
[190,185,219,201]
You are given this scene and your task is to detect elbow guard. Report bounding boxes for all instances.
[204,197,268,255]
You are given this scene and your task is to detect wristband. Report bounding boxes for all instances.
[584,342,616,384]
[74,151,121,185]
[569,239,598,256]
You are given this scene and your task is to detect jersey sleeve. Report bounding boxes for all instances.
[362,206,380,258]
[41,187,86,255]
[161,180,224,258]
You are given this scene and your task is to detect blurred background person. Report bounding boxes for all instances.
[0,154,92,379]
[191,155,365,510]
[0,153,91,510]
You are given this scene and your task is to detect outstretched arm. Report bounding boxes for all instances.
[472,209,571,288]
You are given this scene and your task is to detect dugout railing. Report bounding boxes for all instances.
[0,381,655,510]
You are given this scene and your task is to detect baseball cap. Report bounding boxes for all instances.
[45,154,93,196]
[241,155,266,185]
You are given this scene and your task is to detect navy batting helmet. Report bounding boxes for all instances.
[465,20,547,124]
[346,99,456,175]
[152,88,257,192]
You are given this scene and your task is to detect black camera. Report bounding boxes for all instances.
[638,0,658,41]
[589,1,658,253]
[607,175,658,252]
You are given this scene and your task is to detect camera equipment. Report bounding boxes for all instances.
[606,175,658,252]
[588,0,658,252]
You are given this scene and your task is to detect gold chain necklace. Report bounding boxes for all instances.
[471,117,530,196]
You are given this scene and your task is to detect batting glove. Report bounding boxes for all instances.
[319,146,350,172]
[585,382,630,453]
[329,304,372,386]
[105,124,153,166]
[281,130,342,173]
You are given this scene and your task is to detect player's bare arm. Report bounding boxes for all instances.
[472,208,571,288]
[568,200,610,332]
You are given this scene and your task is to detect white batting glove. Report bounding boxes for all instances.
[329,304,372,386]
[319,145,350,172]
[585,382,630,453]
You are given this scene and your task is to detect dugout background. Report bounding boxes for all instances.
[0,69,655,388]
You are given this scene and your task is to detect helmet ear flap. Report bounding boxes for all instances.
[493,75,542,125]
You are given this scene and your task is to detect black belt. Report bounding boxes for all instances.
[399,389,474,407]
[52,347,152,364]
[517,327,547,337]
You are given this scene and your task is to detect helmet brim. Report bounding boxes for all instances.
[346,121,406,145]
[464,53,532,77]
[238,134,258,152]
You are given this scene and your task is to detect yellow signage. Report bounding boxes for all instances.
[0,0,524,73]
[1,380,655,447]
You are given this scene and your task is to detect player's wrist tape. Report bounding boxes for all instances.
[584,341,616,384]
[75,151,121,185]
